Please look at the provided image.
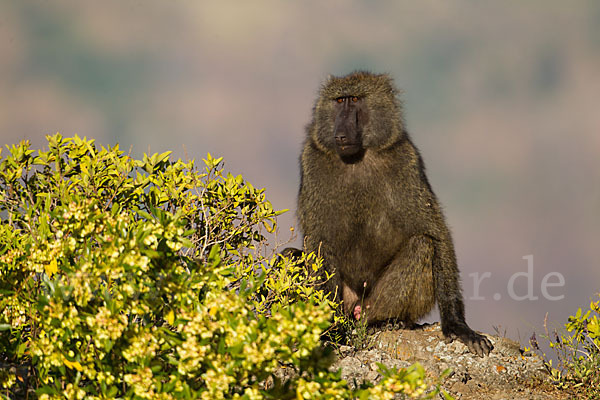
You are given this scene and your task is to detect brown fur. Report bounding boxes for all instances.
[296,71,493,356]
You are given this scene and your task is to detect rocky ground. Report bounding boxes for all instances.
[330,323,571,400]
[2,322,576,399]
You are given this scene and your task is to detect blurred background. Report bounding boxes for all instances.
[2,1,599,345]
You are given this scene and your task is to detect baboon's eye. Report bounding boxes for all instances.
[352,96,359,102]
[336,98,344,103]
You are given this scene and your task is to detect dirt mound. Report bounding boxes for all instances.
[332,323,568,399]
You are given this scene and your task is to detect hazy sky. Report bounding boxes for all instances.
[2,1,599,343]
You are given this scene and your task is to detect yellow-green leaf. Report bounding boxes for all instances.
[166,309,175,325]
[63,357,84,372]
[45,259,58,276]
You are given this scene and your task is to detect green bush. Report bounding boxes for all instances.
[0,134,444,399]
[530,296,600,398]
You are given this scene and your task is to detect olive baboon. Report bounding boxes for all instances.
[296,71,492,356]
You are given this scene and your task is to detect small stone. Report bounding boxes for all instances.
[365,370,380,383]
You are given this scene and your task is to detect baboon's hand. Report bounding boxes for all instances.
[444,323,493,357]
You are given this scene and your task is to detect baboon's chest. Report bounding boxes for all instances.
[317,175,406,259]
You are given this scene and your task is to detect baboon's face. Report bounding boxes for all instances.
[332,96,369,159]
[312,73,403,162]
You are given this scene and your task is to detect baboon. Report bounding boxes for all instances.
[296,71,492,356]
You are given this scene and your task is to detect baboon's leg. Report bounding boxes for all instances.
[362,235,436,324]
[342,283,361,317]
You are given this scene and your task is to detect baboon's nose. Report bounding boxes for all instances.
[335,135,350,147]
